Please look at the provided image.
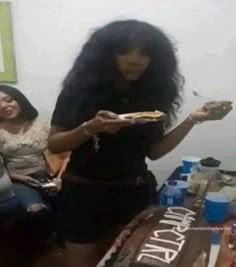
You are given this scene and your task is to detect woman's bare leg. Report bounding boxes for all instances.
[66,242,103,267]
[66,227,120,267]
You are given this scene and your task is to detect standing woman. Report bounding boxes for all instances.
[49,20,232,267]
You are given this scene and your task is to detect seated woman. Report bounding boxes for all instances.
[0,85,61,214]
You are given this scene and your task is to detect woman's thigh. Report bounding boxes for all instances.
[13,183,44,209]
[66,226,119,267]
[0,196,19,214]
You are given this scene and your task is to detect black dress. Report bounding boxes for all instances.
[51,89,164,243]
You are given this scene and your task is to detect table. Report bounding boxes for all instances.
[162,166,236,267]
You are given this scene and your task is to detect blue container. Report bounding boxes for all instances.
[160,181,183,207]
[204,192,230,223]
[182,156,201,174]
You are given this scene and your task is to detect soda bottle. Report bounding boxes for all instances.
[159,180,183,207]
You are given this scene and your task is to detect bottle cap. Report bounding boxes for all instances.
[200,157,221,167]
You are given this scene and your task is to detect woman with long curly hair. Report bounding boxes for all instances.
[49,20,232,266]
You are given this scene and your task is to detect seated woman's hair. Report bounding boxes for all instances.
[0,85,38,120]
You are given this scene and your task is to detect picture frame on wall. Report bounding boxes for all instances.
[0,2,17,83]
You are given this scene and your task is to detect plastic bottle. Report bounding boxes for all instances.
[159,180,183,207]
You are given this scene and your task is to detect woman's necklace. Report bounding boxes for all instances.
[93,135,100,152]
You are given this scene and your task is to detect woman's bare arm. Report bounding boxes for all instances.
[148,117,194,160]
[48,111,134,153]
[48,126,91,153]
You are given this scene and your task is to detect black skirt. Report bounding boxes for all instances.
[59,173,157,243]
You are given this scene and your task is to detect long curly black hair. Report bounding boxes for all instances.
[61,19,184,128]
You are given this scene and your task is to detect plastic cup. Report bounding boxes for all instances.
[204,192,230,223]
[182,156,201,174]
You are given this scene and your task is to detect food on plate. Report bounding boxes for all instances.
[119,111,166,122]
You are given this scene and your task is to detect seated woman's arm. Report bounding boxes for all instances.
[8,169,39,185]
[8,170,27,182]
[55,153,70,179]
[43,151,70,191]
